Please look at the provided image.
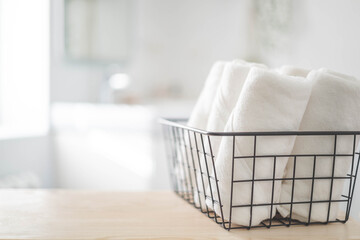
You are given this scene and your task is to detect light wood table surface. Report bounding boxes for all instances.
[0,190,359,240]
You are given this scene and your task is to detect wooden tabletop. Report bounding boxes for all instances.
[0,190,359,240]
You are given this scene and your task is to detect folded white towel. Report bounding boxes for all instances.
[212,68,313,226]
[193,60,267,210]
[199,61,267,209]
[186,61,227,208]
[278,69,360,222]
[188,61,227,129]
[278,65,310,77]
[207,61,268,139]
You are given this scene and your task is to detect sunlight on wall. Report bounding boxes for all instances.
[0,0,49,139]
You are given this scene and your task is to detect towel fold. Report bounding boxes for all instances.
[278,69,360,222]
[211,68,313,226]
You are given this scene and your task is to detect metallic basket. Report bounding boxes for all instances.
[160,118,360,230]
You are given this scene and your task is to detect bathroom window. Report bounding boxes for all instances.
[0,0,49,138]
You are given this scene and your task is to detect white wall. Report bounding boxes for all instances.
[50,0,250,102]
[128,0,250,99]
[293,0,360,78]
[249,0,360,78]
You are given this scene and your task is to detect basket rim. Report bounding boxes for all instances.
[159,118,360,136]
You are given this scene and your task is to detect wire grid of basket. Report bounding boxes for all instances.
[160,118,360,230]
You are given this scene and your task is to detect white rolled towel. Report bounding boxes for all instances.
[207,61,268,153]
[278,65,310,77]
[185,61,226,207]
[190,60,266,209]
[188,61,227,129]
[212,68,314,226]
[278,69,360,223]
[199,61,267,209]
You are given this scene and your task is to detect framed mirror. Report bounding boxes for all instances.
[64,0,132,63]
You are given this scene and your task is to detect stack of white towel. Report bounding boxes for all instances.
[187,60,360,226]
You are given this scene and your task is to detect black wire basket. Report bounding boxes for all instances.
[160,118,360,230]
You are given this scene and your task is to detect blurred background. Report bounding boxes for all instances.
[1,0,360,217]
